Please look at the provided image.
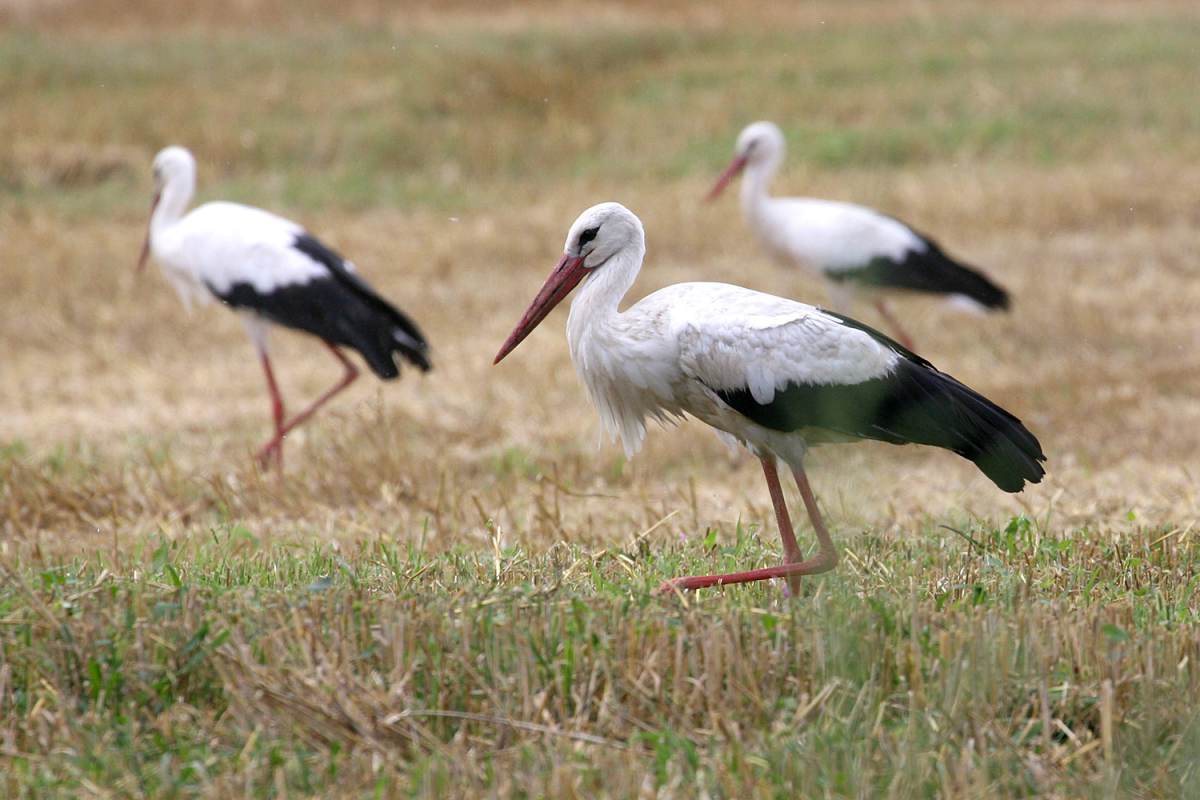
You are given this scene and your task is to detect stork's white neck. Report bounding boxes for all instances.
[566,236,645,352]
[564,231,678,457]
[739,151,782,222]
[151,170,195,238]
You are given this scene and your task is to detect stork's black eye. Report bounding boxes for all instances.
[578,227,599,247]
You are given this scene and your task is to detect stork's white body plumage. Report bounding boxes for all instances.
[709,121,1011,348]
[568,278,898,463]
[150,201,329,313]
[496,202,1044,593]
[743,195,925,276]
[139,146,430,468]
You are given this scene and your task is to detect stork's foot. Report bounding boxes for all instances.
[657,459,839,596]
[656,573,773,595]
[255,438,283,471]
[656,550,838,596]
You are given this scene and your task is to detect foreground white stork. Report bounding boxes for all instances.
[494,202,1044,593]
[707,121,1010,350]
[138,146,431,468]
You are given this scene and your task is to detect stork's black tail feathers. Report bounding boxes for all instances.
[874,359,1045,492]
[344,298,431,380]
[325,285,431,380]
[715,314,1045,492]
[913,239,1010,310]
[290,234,431,379]
[830,229,1010,310]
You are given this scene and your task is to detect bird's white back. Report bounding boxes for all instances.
[753,197,926,273]
[152,201,330,299]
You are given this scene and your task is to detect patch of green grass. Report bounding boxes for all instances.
[0,439,28,463]
[491,445,543,481]
[3,519,1199,796]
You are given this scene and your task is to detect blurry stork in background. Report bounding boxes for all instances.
[138,146,431,469]
[707,121,1010,350]
[495,202,1044,594]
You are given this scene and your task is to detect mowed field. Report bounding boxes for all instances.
[3,0,1200,796]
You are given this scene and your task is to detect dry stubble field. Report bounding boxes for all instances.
[2,1,1200,797]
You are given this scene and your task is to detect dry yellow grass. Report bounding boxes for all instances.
[4,166,1198,553]
[2,1,1200,796]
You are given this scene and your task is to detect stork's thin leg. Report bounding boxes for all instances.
[873,299,916,351]
[257,351,286,471]
[256,342,359,467]
[790,463,839,574]
[765,456,804,594]
[657,458,838,594]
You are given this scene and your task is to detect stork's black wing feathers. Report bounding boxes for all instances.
[714,316,1045,492]
[212,233,431,379]
[828,224,1010,310]
[292,234,431,373]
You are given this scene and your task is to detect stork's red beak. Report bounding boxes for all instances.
[136,191,160,273]
[494,253,588,364]
[705,155,748,202]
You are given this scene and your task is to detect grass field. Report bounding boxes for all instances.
[3,0,1200,796]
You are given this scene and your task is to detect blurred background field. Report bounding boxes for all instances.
[2,1,1199,797]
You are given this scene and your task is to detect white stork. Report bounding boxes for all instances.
[137,146,431,469]
[707,121,1010,350]
[494,202,1044,594]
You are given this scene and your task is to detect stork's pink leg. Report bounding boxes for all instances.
[657,459,839,595]
[873,299,916,351]
[257,351,286,471]
[765,456,804,594]
[256,342,359,468]
[788,463,838,575]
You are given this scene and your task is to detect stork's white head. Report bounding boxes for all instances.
[735,121,786,164]
[151,146,196,192]
[562,201,645,270]
[138,146,198,273]
[706,120,786,201]
[494,202,644,364]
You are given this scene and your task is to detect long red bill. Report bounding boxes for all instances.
[494,253,588,364]
[136,191,160,273]
[704,155,748,202]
